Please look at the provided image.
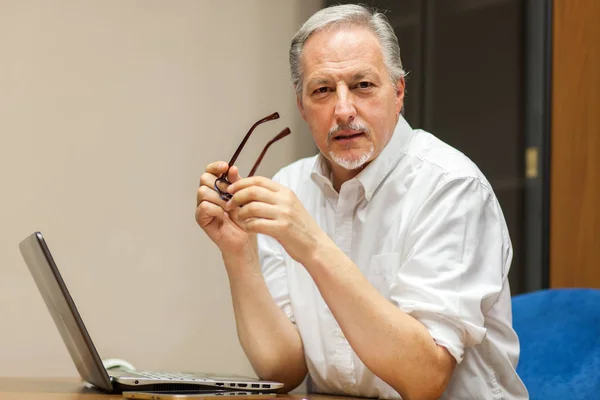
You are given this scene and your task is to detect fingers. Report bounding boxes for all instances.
[196,184,227,208]
[199,163,224,192]
[225,185,278,210]
[227,165,243,184]
[243,218,281,236]
[200,163,245,194]
[203,162,244,182]
[236,201,279,222]
[195,200,225,228]
[227,176,281,195]
[205,161,230,177]
[200,161,229,192]
[199,171,228,202]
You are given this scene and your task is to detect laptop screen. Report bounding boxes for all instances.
[19,232,113,391]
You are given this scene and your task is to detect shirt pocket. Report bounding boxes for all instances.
[365,253,401,300]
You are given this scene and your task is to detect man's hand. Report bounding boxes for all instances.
[224,176,324,264]
[196,162,255,256]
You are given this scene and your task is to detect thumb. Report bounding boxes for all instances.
[228,165,244,183]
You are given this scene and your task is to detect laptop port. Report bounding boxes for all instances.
[261,384,270,389]
[251,384,260,388]
[216,383,224,386]
[237,384,247,388]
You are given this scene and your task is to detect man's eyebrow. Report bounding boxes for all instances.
[351,70,376,81]
[307,77,331,87]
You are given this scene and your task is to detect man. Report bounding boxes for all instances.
[196,4,528,400]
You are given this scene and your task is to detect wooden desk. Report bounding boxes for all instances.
[0,378,347,400]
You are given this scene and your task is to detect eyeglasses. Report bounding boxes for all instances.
[214,112,291,201]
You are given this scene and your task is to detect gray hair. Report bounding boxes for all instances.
[289,4,405,96]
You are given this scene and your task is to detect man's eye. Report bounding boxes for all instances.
[314,87,329,94]
[357,82,372,89]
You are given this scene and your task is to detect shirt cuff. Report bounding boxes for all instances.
[281,302,295,324]
[412,313,478,364]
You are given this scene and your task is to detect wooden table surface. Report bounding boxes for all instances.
[0,378,352,400]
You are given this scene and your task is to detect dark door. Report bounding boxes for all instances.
[324,0,533,294]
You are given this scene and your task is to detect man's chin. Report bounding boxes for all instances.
[329,151,373,171]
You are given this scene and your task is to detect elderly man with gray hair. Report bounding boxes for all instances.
[196,4,528,400]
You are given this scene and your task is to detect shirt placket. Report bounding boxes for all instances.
[329,181,359,391]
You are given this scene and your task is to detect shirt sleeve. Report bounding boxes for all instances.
[256,171,295,323]
[391,176,512,363]
[257,233,295,323]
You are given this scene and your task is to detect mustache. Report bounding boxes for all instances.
[327,122,370,141]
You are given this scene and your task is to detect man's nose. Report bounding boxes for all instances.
[333,88,356,124]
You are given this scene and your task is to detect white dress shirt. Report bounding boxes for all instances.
[257,116,529,399]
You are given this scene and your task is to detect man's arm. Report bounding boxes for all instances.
[223,246,307,392]
[303,238,455,400]
[195,163,307,391]
[225,177,457,400]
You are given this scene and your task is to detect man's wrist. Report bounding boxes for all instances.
[221,236,261,275]
[302,230,335,271]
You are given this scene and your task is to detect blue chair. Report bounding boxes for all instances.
[512,288,600,400]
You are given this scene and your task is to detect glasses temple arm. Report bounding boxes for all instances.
[248,127,291,177]
[225,112,280,168]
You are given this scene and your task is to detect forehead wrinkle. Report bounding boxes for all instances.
[301,27,388,92]
[301,28,384,66]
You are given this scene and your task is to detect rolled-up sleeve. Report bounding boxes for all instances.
[391,176,511,363]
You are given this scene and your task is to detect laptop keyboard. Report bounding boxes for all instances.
[133,371,204,381]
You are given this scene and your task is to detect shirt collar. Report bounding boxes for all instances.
[310,116,414,200]
[310,152,334,189]
[356,116,414,201]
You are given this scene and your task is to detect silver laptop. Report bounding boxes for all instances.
[19,231,283,394]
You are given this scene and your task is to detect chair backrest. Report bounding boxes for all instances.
[512,288,600,400]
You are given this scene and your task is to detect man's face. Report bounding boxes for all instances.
[297,25,405,174]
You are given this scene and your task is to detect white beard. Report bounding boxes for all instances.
[328,141,374,171]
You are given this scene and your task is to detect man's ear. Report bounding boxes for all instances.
[394,77,406,115]
[296,90,307,122]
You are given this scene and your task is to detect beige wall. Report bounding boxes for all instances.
[0,0,321,377]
